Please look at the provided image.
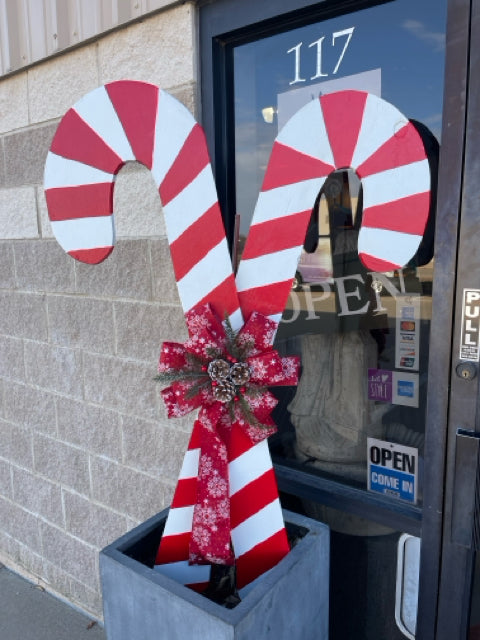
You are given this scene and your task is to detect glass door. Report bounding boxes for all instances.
[200,0,472,637]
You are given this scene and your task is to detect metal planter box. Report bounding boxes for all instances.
[100,508,329,640]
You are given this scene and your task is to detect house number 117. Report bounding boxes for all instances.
[287,27,355,85]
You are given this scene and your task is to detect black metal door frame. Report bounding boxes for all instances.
[199,1,474,637]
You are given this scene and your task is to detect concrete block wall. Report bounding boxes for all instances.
[0,2,198,618]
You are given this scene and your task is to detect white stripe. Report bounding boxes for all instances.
[177,239,234,313]
[50,216,114,253]
[253,178,326,225]
[179,448,200,479]
[277,99,335,167]
[162,506,194,537]
[232,499,284,557]
[236,246,302,294]
[162,165,219,242]
[228,308,244,332]
[44,152,114,189]
[362,160,430,209]
[154,561,210,585]
[229,440,271,496]
[358,227,422,267]
[73,86,135,161]
[151,90,197,188]
[351,93,409,169]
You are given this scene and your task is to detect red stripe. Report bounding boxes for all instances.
[51,109,123,173]
[230,470,280,529]
[189,422,202,449]
[228,424,260,461]
[171,478,198,508]
[46,183,113,221]
[155,531,190,564]
[262,142,334,191]
[170,203,225,280]
[68,247,113,264]
[236,529,290,589]
[358,252,399,271]
[106,80,158,169]
[242,211,311,260]
[320,91,367,169]
[356,122,427,178]
[238,280,292,321]
[160,124,211,206]
[193,274,240,320]
[362,192,430,235]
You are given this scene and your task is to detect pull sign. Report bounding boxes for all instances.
[460,289,480,361]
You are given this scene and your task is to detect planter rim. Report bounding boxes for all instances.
[100,507,328,624]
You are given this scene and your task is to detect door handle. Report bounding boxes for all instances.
[451,429,480,549]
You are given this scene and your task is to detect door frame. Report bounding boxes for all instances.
[199,0,472,637]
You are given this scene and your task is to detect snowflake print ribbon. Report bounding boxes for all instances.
[156,303,299,565]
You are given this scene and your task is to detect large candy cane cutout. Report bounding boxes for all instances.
[237,90,432,323]
[44,82,433,593]
[44,80,288,593]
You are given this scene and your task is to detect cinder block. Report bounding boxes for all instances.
[48,295,115,353]
[40,521,98,589]
[0,532,44,577]
[36,186,54,238]
[56,396,122,460]
[0,72,28,134]
[114,301,186,362]
[0,337,25,381]
[0,496,41,552]
[98,5,195,89]
[4,123,58,187]
[74,239,152,301]
[100,509,329,640]
[43,559,103,618]
[0,419,33,469]
[28,46,98,124]
[14,240,75,292]
[0,186,38,239]
[114,163,165,237]
[12,466,63,527]
[0,291,47,340]
[3,381,56,435]
[90,456,167,521]
[83,352,159,420]
[0,241,15,288]
[24,342,83,398]
[0,459,12,498]
[33,434,90,495]
[122,416,189,481]
[63,491,128,548]
[169,82,198,119]
[150,238,182,305]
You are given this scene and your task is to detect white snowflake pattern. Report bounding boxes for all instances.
[199,455,214,478]
[207,475,228,498]
[191,525,211,548]
[195,504,218,527]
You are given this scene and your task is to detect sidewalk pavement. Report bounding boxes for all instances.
[0,564,106,640]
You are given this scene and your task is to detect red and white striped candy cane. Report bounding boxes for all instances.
[237,89,432,323]
[44,80,289,592]
[44,82,433,592]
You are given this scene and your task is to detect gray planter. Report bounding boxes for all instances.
[100,508,329,640]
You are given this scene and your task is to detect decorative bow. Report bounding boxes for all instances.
[155,303,299,565]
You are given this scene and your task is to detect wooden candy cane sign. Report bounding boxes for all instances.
[44,81,432,592]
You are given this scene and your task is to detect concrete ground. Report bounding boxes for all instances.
[0,564,106,640]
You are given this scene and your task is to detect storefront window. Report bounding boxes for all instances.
[233,0,446,509]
